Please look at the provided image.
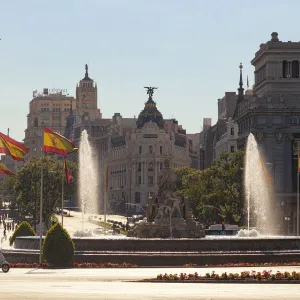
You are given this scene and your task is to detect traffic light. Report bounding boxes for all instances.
[221,222,225,231]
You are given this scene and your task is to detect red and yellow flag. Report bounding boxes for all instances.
[0,132,29,161]
[43,127,76,155]
[64,159,72,184]
[0,162,15,176]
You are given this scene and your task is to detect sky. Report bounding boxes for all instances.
[1,0,300,142]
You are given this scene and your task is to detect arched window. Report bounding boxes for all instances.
[149,145,153,154]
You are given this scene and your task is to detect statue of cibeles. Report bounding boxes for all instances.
[157,159,177,201]
[154,159,182,222]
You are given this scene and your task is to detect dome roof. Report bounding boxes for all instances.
[136,95,164,129]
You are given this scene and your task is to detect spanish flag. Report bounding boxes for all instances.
[64,159,72,184]
[0,132,29,161]
[43,127,76,155]
[0,162,15,176]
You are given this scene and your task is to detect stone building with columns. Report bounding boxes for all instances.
[106,90,191,214]
[233,32,300,234]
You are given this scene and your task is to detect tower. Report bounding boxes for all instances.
[76,64,101,119]
[251,32,300,95]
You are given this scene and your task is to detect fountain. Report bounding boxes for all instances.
[244,133,276,235]
[10,132,300,266]
[78,130,99,234]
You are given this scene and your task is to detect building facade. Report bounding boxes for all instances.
[23,93,76,158]
[233,32,300,233]
[106,91,191,214]
[214,117,239,159]
[23,65,100,158]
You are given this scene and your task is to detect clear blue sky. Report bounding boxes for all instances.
[0,0,299,141]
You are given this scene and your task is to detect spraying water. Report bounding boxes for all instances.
[79,130,99,233]
[245,133,275,235]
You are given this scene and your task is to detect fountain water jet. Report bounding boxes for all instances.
[244,133,275,235]
[78,130,99,234]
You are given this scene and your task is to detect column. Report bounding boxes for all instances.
[144,161,147,185]
[132,162,136,186]
[285,134,293,193]
[156,161,159,185]
[153,160,156,186]
[142,162,145,184]
[279,61,283,78]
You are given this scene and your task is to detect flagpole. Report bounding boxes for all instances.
[61,167,64,227]
[39,123,44,265]
[297,170,299,236]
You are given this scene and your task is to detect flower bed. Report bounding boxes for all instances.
[155,270,300,282]
[183,262,300,268]
[9,262,138,268]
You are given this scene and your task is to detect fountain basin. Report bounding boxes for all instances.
[14,236,300,252]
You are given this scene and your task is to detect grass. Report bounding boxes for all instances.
[88,219,127,235]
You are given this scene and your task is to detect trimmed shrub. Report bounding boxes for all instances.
[9,221,36,246]
[42,222,74,267]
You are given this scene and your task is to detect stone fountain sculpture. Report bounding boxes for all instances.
[127,159,205,238]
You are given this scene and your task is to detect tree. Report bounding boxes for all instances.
[43,222,74,267]
[9,221,36,246]
[208,151,245,224]
[13,156,78,229]
[0,175,16,208]
[175,151,245,226]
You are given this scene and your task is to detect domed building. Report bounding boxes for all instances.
[136,90,164,129]
[106,88,191,214]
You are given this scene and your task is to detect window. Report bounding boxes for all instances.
[135,192,140,203]
[148,162,153,171]
[138,162,141,171]
[149,145,153,154]
[148,176,154,185]
[139,146,142,154]
[230,146,235,153]
[160,145,163,155]
[138,176,141,185]
[282,60,299,78]
[230,127,234,136]
[292,60,299,78]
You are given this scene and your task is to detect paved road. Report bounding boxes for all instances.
[61,211,127,236]
[0,267,300,299]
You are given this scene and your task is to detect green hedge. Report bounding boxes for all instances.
[9,221,36,246]
[42,222,74,267]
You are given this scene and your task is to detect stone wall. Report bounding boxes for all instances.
[14,236,300,252]
[4,250,300,266]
